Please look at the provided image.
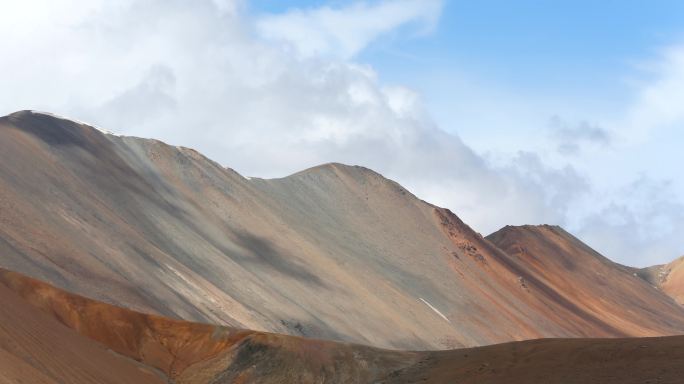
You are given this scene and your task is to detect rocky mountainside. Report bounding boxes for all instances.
[0,110,683,350]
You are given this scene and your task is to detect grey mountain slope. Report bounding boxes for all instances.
[0,110,683,350]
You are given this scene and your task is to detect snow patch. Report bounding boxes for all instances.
[419,298,451,323]
[29,110,121,137]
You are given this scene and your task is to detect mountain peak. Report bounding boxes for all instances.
[494,224,565,234]
[290,162,382,179]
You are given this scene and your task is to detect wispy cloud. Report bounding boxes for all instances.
[576,176,684,266]
[255,0,444,58]
[623,44,684,141]
[548,116,611,156]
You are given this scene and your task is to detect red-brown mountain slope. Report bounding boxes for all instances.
[2,266,684,384]
[0,271,165,383]
[486,225,684,336]
[0,267,418,383]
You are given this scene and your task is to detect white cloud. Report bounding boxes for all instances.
[625,44,684,140]
[548,116,611,156]
[576,177,684,267]
[255,0,444,58]
[563,43,684,266]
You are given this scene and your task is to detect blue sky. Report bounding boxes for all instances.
[1,0,682,266]
[249,1,684,182]
[254,1,684,88]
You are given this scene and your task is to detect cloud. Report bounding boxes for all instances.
[548,116,611,155]
[560,43,684,266]
[94,65,178,127]
[255,0,444,58]
[575,177,684,267]
[625,44,684,140]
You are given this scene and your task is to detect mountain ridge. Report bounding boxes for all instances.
[0,110,683,351]
[487,225,684,333]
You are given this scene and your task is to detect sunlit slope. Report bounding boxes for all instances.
[0,270,165,384]
[487,225,684,336]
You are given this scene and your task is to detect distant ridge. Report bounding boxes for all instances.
[637,256,684,306]
[487,225,684,334]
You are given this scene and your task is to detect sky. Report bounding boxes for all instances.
[1,0,683,266]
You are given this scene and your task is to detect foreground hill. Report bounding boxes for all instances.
[1,110,683,349]
[638,256,684,306]
[0,267,415,383]
[0,269,164,383]
[1,266,683,384]
[383,336,684,384]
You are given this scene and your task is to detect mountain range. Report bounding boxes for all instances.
[0,110,682,383]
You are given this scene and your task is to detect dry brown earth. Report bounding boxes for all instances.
[1,267,683,384]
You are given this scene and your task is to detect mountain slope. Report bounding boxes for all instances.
[486,225,684,336]
[2,265,684,384]
[638,256,684,306]
[0,110,683,349]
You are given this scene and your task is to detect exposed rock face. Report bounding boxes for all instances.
[1,110,683,350]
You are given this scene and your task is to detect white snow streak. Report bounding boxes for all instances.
[419,297,451,323]
[29,110,121,136]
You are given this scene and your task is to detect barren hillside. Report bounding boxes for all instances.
[0,270,165,384]
[1,110,683,350]
[487,225,684,336]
